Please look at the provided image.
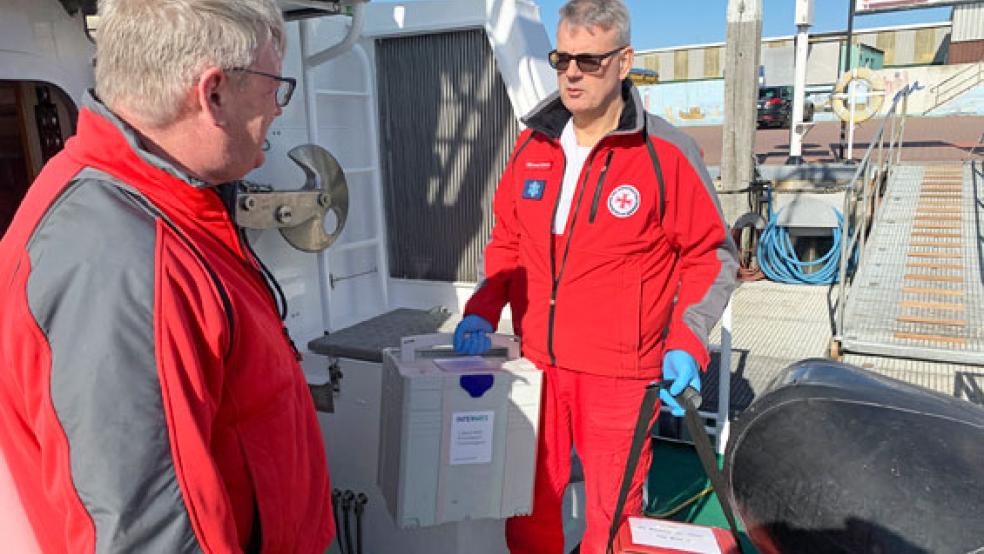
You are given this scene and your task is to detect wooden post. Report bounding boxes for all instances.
[721,0,762,194]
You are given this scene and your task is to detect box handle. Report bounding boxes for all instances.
[399,333,520,363]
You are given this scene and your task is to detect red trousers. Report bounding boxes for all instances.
[506,364,658,554]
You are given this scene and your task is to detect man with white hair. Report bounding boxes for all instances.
[0,1,334,552]
[453,0,737,552]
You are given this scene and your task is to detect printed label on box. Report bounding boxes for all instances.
[449,411,494,465]
[628,517,722,554]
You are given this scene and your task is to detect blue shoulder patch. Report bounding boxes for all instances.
[522,179,546,200]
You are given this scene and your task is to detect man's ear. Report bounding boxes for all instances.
[619,47,634,80]
[196,66,228,127]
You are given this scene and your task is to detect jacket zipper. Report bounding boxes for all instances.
[547,153,567,367]
[588,150,615,223]
[547,148,600,366]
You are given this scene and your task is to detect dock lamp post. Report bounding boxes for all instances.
[838,0,857,161]
[786,0,814,165]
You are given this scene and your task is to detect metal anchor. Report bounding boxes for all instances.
[235,144,349,253]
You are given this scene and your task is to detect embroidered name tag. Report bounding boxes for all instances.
[526,161,553,170]
[522,179,546,200]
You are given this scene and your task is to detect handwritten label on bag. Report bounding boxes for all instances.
[628,517,722,554]
[449,411,494,465]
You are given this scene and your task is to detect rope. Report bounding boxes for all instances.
[645,485,714,519]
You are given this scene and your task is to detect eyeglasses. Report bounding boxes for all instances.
[548,46,626,73]
[229,67,297,107]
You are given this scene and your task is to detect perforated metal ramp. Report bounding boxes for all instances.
[841,353,984,404]
[841,162,984,364]
[702,280,834,416]
[701,281,982,411]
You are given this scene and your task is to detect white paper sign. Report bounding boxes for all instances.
[449,411,494,465]
[628,517,722,554]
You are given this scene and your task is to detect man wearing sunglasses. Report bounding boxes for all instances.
[454,1,737,552]
[0,1,333,553]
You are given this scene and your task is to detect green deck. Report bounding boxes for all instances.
[645,439,759,553]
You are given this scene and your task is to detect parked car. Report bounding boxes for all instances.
[757,85,814,128]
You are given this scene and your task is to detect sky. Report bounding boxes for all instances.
[532,0,954,51]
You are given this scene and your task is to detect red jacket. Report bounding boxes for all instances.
[465,81,737,378]
[0,95,333,553]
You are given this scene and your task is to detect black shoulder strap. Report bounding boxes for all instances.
[606,382,659,554]
[606,383,745,554]
[644,133,666,223]
[680,388,745,552]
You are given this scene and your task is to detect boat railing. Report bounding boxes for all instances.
[834,82,920,340]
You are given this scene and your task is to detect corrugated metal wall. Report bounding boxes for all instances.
[376,29,520,282]
[949,40,984,62]
[636,23,951,82]
[876,31,897,65]
[952,2,984,42]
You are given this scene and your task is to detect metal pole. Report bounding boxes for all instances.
[299,20,334,334]
[847,79,857,160]
[860,161,872,256]
[836,181,852,336]
[787,23,810,164]
[716,302,732,456]
[838,0,856,161]
[788,0,814,164]
[898,92,908,164]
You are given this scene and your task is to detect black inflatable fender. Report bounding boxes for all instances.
[724,359,984,554]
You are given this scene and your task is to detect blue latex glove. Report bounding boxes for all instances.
[453,315,493,355]
[659,350,701,417]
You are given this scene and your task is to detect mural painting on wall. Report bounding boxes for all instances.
[638,80,726,127]
[637,64,983,127]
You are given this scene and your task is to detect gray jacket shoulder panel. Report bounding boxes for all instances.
[645,113,728,222]
[26,167,202,553]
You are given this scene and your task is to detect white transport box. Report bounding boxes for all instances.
[378,333,542,528]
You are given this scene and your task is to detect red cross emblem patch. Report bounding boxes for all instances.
[607,185,640,218]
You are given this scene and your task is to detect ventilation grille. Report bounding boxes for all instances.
[377,29,521,282]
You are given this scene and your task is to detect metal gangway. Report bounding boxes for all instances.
[833,84,984,365]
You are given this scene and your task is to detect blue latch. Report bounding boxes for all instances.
[459,374,494,398]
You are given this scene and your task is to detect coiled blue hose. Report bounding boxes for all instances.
[757,189,847,285]
[757,209,844,284]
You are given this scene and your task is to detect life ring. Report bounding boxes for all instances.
[831,67,884,123]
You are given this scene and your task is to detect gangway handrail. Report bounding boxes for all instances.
[834,82,920,341]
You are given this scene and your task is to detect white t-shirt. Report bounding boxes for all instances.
[554,118,593,235]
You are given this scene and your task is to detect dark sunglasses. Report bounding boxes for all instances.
[548,46,626,73]
[229,67,297,107]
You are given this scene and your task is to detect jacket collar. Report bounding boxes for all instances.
[81,91,211,189]
[65,91,231,222]
[521,78,645,140]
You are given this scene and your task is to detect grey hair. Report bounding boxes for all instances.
[559,0,631,46]
[94,0,285,126]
